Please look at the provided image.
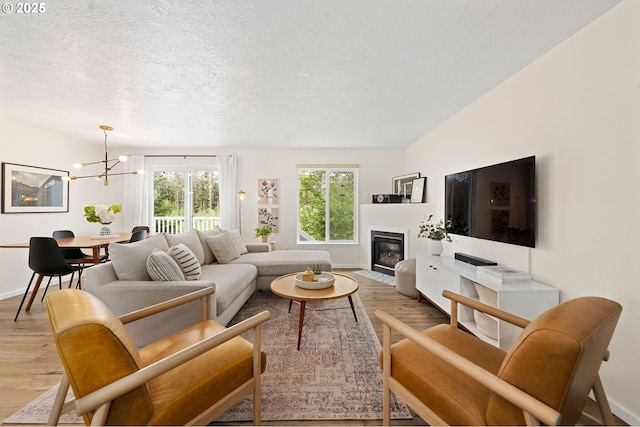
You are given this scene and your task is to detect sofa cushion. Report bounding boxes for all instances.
[197,227,224,264]
[226,228,248,255]
[205,233,240,264]
[109,234,170,281]
[229,250,331,277]
[164,230,205,265]
[167,243,202,280]
[200,263,257,315]
[146,249,185,281]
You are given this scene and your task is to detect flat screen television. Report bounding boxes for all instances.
[445,156,536,248]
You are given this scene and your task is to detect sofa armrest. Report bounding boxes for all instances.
[246,243,270,253]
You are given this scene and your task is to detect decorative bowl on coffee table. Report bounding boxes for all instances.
[294,272,335,289]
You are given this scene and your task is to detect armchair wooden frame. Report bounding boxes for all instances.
[48,287,270,426]
[376,290,616,426]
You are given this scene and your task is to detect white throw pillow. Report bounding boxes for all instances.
[167,243,202,280]
[205,232,240,264]
[164,229,206,265]
[226,228,248,255]
[109,234,170,281]
[197,227,224,264]
[146,249,185,281]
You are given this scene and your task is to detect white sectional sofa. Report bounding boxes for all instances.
[85,229,331,346]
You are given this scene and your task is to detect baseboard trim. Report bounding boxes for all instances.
[610,399,639,426]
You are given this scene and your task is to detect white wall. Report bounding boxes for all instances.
[404,1,639,423]
[0,119,123,299]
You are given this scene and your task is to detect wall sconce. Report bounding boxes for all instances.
[62,125,144,186]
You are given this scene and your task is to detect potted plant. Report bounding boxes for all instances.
[254,225,273,243]
[84,204,122,237]
[418,214,452,256]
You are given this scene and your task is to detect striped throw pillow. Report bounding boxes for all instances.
[146,249,185,281]
[167,243,202,280]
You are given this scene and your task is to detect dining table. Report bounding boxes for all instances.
[1,232,135,316]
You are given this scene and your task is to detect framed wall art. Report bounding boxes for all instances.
[1,162,69,213]
[410,177,426,203]
[258,207,280,234]
[392,172,420,198]
[257,178,279,205]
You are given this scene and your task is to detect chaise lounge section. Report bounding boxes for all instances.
[85,229,331,346]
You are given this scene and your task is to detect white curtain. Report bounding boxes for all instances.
[122,155,146,232]
[217,155,237,230]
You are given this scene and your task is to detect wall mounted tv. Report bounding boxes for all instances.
[445,156,536,248]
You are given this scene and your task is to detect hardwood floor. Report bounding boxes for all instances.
[0,270,625,425]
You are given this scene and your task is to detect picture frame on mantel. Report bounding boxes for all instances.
[1,162,69,213]
[392,172,420,198]
[410,177,426,203]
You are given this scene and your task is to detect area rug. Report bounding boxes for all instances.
[4,291,410,424]
[351,269,396,286]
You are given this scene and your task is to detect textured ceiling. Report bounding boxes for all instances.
[0,1,621,149]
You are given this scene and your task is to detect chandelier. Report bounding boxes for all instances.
[63,125,144,186]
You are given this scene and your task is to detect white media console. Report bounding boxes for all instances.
[416,253,559,350]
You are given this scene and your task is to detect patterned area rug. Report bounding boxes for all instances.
[4,290,410,424]
[351,269,396,286]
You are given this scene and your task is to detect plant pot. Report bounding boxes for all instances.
[260,235,269,243]
[99,225,112,237]
[428,239,443,256]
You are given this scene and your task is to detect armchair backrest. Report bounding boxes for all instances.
[486,296,621,425]
[46,289,154,425]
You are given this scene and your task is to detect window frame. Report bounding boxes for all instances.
[296,166,359,245]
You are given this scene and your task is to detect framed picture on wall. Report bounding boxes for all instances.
[410,177,426,203]
[1,162,69,213]
[258,207,279,234]
[392,172,420,198]
[257,178,279,205]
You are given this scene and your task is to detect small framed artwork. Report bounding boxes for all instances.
[258,207,280,234]
[2,162,69,213]
[392,172,420,198]
[410,177,426,203]
[258,178,279,205]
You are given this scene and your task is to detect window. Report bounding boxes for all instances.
[150,167,219,233]
[297,166,358,244]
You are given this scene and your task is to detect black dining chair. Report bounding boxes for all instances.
[131,225,150,234]
[128,229,147,243]
[14,237,83,321]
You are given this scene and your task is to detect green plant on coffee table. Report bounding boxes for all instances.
[418,214,452,242]
[254,225,273,237]
[310,264,323,275]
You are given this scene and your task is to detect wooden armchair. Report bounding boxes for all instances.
[45,287,270,426]
[376,290,621,426]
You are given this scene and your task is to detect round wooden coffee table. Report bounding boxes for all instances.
[270,272,359,350]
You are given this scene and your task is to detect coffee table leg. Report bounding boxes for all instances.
[348,295,358,322]
[288,299,293,313]
[297,300,306,350]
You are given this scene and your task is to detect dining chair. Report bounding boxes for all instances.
[51,230,98,291]
[14,237,83,321]
[128,229,147,243]
[131,225,150,233]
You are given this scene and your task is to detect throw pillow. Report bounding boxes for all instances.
[197,227,224,264]
[167,243,202,280]
[205,232,240,264]
[109,234,170,281]
[164,229,205,265]
[146,249,185,281]
[226,228,248,255]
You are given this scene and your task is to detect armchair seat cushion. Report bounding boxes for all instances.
[139,319,267,426]
[385,324,506,425]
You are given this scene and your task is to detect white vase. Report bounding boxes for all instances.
[428,239,443,256]
[99,225,112,237]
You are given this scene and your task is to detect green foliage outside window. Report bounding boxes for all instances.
[298,168,356,243]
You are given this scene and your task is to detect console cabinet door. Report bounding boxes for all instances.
[416,254,459,314]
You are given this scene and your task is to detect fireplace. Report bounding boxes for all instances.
[370,228,408,276]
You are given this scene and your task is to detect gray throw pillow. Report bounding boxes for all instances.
[146,249,185,281]
[109,234,170,281]
[167,243,202,280]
